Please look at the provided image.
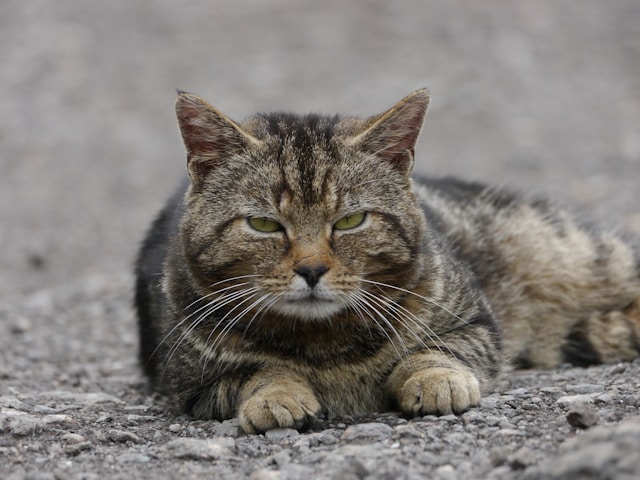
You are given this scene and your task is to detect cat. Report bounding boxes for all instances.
[135,88,640,434]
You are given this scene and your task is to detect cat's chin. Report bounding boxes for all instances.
[271,299,345,321]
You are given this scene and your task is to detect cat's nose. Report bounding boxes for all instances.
[294,264,329,288]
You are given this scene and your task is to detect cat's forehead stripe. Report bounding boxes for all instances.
[251,112,343,210]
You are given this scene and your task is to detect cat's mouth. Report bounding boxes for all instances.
[272,293,345,321]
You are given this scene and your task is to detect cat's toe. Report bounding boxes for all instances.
[238,384,321,434]
[398,367,481,416]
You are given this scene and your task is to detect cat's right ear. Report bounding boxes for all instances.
[175,92,261,184]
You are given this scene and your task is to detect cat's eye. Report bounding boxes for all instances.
[248,217,283,233]
[334,212,367,231]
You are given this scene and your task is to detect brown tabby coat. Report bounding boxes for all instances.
[135,89,640,433]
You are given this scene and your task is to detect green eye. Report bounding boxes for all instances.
[248,217,283,233]
[334,212,366,231]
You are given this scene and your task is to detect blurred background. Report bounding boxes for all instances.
[1,0,639,298]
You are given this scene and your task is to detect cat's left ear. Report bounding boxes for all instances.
[175,91,262,184]
[349,88,430,176]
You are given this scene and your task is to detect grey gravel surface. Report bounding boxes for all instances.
[2,1,640,479]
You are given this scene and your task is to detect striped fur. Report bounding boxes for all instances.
[135,90,640,433]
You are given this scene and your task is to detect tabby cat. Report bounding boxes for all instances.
[135,89,640,434]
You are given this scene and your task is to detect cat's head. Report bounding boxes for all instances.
[175,89,430,323]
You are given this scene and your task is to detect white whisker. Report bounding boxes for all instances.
[159,286,259,377]
[350,291,408,359]
[359,278,467,324]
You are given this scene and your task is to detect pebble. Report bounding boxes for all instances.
[210,418,241,437]
[168,423,182,433]
[0,396,27,409]
[158,437,236,460]
[117,452,152,463]
[341,422,394,442]
[504,388,528,396]
[565,384,605,394]
[566,402,599,429]
[527,417,640,479]
[265,428,300,441]
[63,441,93,456]
[556,394,595,407]
[508,446,536,469]
[38,391,123,406]
[539,386,563,394]
[434,464,457,480]
[107,429,143,444]
[395,424,424,439]
[250,468,281,480]
[61,433,86,444]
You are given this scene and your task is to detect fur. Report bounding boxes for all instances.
[135,89,640,433]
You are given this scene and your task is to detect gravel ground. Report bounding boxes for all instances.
[2,276,640,479]
[2,1,640,479]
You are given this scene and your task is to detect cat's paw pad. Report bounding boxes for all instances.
[398,367,481,416]
[238,383,321,434]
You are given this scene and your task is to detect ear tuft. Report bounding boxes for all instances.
[351,88,430,176]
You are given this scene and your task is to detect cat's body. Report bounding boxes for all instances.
[135,89,640,433]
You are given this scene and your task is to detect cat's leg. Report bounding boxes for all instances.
[563,298,640,365]
[386,353,482,416]
[236,371,321,434]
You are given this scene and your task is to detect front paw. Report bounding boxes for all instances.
[397,367,481,416]
[238,381,321,434]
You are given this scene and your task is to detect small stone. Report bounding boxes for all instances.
[158,437,236,460]
[565,384,605,395]
[480,393,501,408]
[43,414,73,425]
[210,418,241,437]
[566,402,599,429]
[527,417,640,479]
[437,414,461,424]
[341,422,394,442]
[265,428,300,441]
[10,316,31,334]
[22,472,55,480]
[168,423,182,432]
[126,414,157,424]
[557,394,594,407]
[38,391,123,406]
[417,451,439,465]
[434,464,457,480]
[508,447,536,469]
[117,452,152,463]
[123,405,150,412]
[539,386,564,395]
[491,428,526,438]
[107,429,143,444]
[489,446,511,467]
[504,388,528,396]
[593,393,613,404]
[8,414,44,436]
[249,468,281,480]
[395,424,424,439]
[61,433,85,444]
[0,397,27,410]
[33,405,58,414]
[461,410,485,425]
[64,441,93,456]
[270,450,291,466]
[315,431,339,445]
